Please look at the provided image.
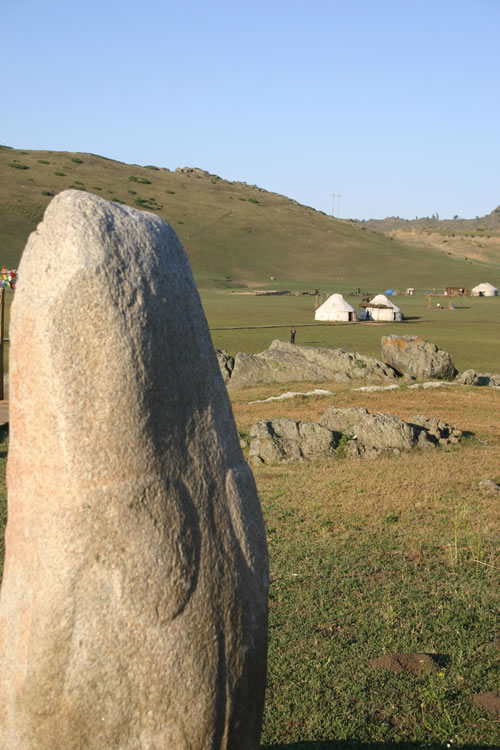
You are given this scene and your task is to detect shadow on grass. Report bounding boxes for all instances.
[262,742,484,749]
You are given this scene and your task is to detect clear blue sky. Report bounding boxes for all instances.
[2,0,498,219]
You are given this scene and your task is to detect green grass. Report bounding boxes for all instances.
[259,461,498,746]
[202,291,500,373]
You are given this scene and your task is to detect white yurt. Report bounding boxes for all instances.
[471,282,498,297]
[315,293,357,322]
[361,294,403,322]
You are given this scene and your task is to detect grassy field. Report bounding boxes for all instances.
[204,290,500,374]
[243,381,499,748]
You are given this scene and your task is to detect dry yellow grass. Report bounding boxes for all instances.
[231,381,500,568]
[232,380,500,437]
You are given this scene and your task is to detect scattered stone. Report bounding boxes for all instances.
[381,334,456,380]
[407,381,456,389]
[456,368,478,385]
[248,388,333,404]
[410,415,463,447]
[228,340,398,391]
[248,418,338,465]
[455,369,500,387]
[248,408,465,464]
[216,348,235,383]
[368,653,440,675]
[0,190,268,749]
[479,479,500,494]
[472,691,500,715]
[353,384,400,392]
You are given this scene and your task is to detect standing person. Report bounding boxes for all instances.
[290,327,296,344]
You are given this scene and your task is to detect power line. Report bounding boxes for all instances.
[331,192,342,217]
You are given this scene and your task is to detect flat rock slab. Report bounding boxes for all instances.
[368,653,440,675]
[248,389,333,404]
[228,339,397,390]
[0,191,268,750]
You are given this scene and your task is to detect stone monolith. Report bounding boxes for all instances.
[0,190,268,749]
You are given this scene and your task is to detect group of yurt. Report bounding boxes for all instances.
[315,293,403,322]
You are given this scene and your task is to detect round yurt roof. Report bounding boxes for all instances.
[472,282,498,293]
[316,293,356,314]
[367,294,402,312]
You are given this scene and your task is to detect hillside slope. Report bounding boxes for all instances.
[1,146,499,289]
[358,208,500,267]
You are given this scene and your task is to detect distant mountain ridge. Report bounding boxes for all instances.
[357,205,500,233]
[355,206,500,267]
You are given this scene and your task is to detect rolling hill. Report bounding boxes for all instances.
[1,145,499,290]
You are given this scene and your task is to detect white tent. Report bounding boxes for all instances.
[361,294,403,322]
[315,293,357,322]
[471,282,498,297]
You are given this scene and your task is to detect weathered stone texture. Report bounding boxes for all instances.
[381,334,456,380]
[248,408,464,464]
[229,339,397,390]
[320,406,419,452]
[248,418,338,465]
[216,349,235,384]
[0,191,268,749]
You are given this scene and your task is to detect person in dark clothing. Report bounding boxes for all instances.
[290,327,296,344]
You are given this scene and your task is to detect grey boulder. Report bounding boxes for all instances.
[249,418,338,465]
[320,406,423,452]
[381,335,456,380]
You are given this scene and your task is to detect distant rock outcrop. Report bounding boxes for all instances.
[228,340,398,391]
[381,335,456,380]
[455,369,500,387]
[248,407,464,464]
